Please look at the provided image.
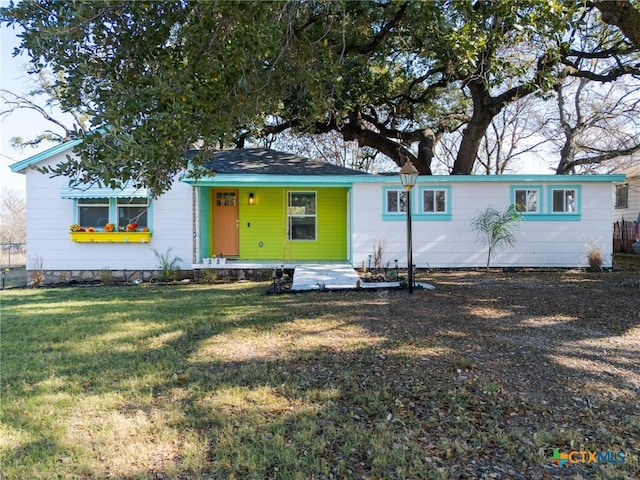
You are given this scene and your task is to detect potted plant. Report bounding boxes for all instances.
[69,223,152,243]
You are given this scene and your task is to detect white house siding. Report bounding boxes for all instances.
[24,152,193,274]
[351,179,616,269]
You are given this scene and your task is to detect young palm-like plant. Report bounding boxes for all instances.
[471,204,522,272]
[152,247,183,282]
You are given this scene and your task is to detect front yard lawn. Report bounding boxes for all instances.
[1,270,638,479]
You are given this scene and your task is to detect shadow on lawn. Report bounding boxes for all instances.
[2,273,638,479]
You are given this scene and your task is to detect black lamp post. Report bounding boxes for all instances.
[399,160,419,293]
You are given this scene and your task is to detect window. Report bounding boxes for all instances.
[422,189,447,213]
[552,189,577,213]
[216,192,237,207]
[78,198,109,228]
[386,189,408,214]
[74,197,151,230]
[514,188,540,213]
[615,184,628,209]
[118,198,149,228]
[288,191,316,240]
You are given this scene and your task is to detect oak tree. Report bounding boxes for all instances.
[2,1,639,194]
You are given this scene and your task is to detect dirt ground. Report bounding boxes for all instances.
[369,267,639,477]
[413,268,640,397]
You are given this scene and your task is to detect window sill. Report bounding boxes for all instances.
[70,232,152,243]
[520,213,581,221]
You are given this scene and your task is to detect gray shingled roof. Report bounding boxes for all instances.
[200,148,367,176]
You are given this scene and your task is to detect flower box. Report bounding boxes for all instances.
[70,231,152,243]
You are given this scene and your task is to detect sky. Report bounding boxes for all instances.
[0,16,53,196]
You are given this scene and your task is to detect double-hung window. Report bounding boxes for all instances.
[552,188,577,213]
[615,184,628,209]
[288,191,316,241]
[117,198,149,229]
[513,188,540,213]
[78,198,110,228]
[386,189,408,214]
[383,186,451,220]
[546,185,580,219]
[382,188,409,221]
[510,185,580,220]
[422,189,447,213]
[416,186,451,220]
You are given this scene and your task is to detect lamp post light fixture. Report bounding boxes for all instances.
[398,160,419,293]
[248,192,255,205]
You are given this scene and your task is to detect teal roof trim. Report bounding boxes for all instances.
[182,174,368,187]
[353,174,626,184]
[183,173,625,186]
[9,138,83,173]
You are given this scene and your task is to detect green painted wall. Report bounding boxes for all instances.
[203,187,348,261]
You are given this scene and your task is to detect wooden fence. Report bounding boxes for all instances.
[613,220,638,253]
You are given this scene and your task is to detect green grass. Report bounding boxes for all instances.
[1,280,638,479]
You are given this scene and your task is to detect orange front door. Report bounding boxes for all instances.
[212,189,239,256]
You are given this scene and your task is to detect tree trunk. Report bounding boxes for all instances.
[452,109,494,174]
[414,129,435,175]
[452,78,502,175]
[596,1,640,48]
[555,134,578,174]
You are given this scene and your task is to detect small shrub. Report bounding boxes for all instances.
[586,240,604,271]
[372,237,387,270]
[152,248,183,282]
[199,269,220,284]
[27,255,44,287]
[99,269,113,285]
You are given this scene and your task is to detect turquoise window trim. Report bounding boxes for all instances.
[546,185,581,220]
[71,197,153,230]
[382,186,413,221]
[109,198,117,224]
[510,185,543,219]
[146,202,154,231]
[415,186,452,221]
[514,214,582,222]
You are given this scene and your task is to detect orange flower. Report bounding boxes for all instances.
[86,227,95,232]
[126,223,138,231]
[104,223,115,232]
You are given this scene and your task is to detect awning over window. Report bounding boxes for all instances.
[60,183,149,199]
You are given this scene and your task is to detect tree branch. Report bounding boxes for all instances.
[356,2,410,55]
[569,142,640,168]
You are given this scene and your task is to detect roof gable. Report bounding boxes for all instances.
[9,138,82,173]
